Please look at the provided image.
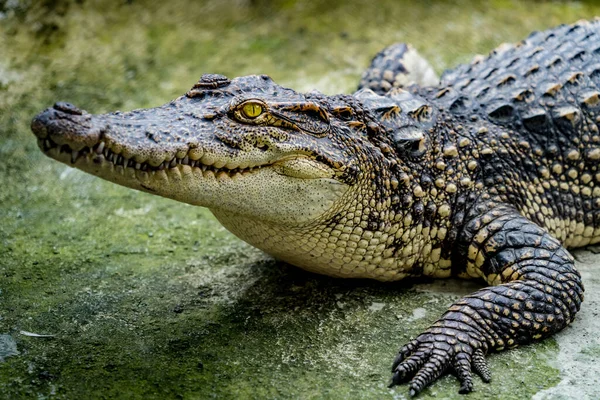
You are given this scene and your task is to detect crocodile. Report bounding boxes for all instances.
[30,19,600,395]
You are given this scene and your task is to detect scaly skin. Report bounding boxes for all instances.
[30,20,599,395]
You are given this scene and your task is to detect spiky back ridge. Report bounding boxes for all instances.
[438,19,600,135]
[419,19,600,248]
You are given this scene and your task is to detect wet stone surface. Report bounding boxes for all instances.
[0,335,19,362]
[1,1,600,399]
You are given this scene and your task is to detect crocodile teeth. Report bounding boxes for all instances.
[95,142,105,154]
[50,138,270,178]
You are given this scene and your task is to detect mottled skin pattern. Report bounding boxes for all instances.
[30,20,599,395]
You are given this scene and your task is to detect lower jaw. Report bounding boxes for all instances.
[39,139,346,221]
[39,141,262,205]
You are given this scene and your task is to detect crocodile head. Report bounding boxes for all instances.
[31,74,440,278]
[31,74,395,227]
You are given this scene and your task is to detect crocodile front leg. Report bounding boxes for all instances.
[389,204,584,395]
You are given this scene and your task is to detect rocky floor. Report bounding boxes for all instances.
[1,1,600,399]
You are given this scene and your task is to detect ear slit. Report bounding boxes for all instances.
[392,127,428,157]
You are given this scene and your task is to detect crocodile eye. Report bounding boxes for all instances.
[241,102,263,119]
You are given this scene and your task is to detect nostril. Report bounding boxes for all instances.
[53,102,83,115]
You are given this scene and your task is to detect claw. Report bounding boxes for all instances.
[388,371,403,388]
[389,366,409,388]
[458,382,473,394]
[390,348,433,388]
[391,355,403,372]
[390,327,488,395]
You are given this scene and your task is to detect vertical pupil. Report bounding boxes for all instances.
[244,103,261,118]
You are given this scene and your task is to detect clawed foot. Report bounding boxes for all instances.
[389,327,491,396]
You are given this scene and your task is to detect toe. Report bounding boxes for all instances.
[407,353,449,395]
[453,353,474,394]
[472,349,492,383]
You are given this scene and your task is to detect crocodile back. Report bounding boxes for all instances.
[427,19,600,248]
[439,19,600,147]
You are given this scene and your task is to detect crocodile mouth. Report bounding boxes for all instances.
[32,96,346,223]
[31,101,285,183]
[38,136,272,178]
[31,98,343,218]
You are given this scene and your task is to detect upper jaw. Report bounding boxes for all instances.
[30,100,344,189]
[30,99,347,224]
[30,100,287,174]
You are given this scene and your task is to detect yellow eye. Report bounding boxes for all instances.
[241,102,263,119]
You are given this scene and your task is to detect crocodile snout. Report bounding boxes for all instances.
[31,103,103,151]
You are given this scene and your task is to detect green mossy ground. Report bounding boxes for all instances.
[2,1,600,398]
